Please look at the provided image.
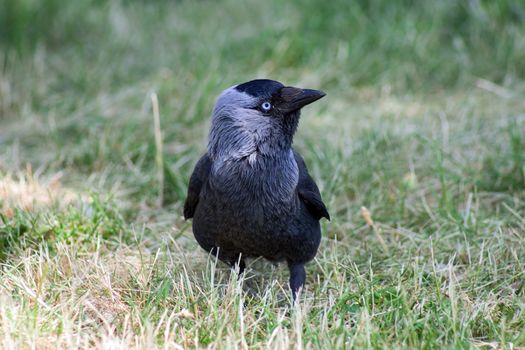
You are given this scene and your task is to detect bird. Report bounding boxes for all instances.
[183,79,329,301]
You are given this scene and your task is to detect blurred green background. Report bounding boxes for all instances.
[3,0,525,88]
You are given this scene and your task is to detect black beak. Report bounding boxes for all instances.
[276,87,326,113]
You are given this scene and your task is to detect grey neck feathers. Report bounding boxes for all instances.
[206,90,300,203]
[207,95,299,163]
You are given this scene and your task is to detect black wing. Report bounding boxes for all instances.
[294,150,330,221]
[183,154,212,220]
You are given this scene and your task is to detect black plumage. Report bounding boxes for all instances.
[183,79,329,301]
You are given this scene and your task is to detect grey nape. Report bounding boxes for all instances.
[183,79,329,303]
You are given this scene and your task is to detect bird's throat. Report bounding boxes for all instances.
[210,148,299,205]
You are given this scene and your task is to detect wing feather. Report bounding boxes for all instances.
[294,151,330,221]
[183,154,212,220]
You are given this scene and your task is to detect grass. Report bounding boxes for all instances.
[1,0,525,348]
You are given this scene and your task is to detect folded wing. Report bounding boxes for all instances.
[294,150,330,221]
[183,154,212,220]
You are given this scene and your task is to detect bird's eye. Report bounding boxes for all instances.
[261,102,272,112]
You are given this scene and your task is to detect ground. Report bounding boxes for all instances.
[1,0,524,349]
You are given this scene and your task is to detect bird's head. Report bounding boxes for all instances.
[208,79,325,161]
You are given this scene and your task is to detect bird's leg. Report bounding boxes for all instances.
[229,254,246,275]
[235,258,246,275]
[288,262,306,303]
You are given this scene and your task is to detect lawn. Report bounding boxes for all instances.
[1,0,525,348]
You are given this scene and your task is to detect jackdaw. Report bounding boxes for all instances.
[183,79,329,301]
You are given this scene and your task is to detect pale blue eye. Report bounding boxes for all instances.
[261,102,272,111]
